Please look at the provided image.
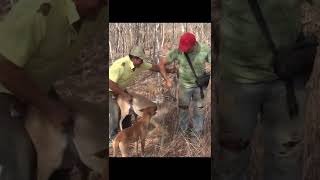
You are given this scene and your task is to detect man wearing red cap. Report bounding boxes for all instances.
[213,1,320,180]
[159,32,211,138]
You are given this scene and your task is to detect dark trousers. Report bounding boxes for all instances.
[0,94,36,180]
[213,78,306,180]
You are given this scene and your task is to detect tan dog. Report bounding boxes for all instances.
[112,106,157,157]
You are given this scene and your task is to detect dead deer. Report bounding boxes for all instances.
[24,97,107,180]
[112,106,157,157]
[116,92,157,131]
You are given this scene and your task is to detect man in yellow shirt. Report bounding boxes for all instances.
[109,46,174,145]
[0,0,106,179]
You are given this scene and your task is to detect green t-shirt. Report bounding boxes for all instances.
[220,0,304,83]
[166,43,211,88]
[109,55,152,90]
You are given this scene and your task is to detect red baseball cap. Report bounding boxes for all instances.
[179,32,196,53]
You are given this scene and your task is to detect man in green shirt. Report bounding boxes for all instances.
[159,32,211,138]
[213,1,320,180]
[108,45,174,146]
[0,0,106,179]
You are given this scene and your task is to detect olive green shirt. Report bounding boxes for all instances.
[166,43,211,88]
[220,0,320,83]
[0,0,107,93]
[109,55,152,90]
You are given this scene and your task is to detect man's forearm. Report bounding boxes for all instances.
[159,64,169,81]
[109,79,126,95]
[150,64,175,73]
[0,56,52,113]
[159,58,170,81]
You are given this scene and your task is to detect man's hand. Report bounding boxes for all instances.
[164,79,173,88]
[205,62,211,73]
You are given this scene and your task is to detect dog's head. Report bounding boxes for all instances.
[139,106,157,116]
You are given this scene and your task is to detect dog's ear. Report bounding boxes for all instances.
[138,107,151,113]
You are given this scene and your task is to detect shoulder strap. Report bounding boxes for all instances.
[185,53,199,79]
[248,0,277,54]
[248,0,299,119]
[185,53,205,99]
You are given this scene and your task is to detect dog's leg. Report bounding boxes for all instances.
[159,127,169,151]
[160,132,166,151]
[148,119,168,150]
[135,141,139,157]
[119,141,128,157]
[148,118,163,136]
[141,138,145,157]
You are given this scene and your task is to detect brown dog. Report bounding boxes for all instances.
[112,106,157,157]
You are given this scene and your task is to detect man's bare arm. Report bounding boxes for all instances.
[109,79,132,102]
[0,55,55,113]
[159,57,170,81]
[149,64,176,73]
[0,54,73,128]
[109,79,126,95]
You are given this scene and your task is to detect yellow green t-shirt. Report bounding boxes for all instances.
[0,0,80,93]
[109,55,152,90]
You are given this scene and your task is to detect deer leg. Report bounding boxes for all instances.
[117,96,132,131]
[118,106,130,131]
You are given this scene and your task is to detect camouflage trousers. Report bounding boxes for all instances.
[178,85,206,137]
[213,78,306,180]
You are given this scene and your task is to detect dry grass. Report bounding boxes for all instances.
[109,129,211,158]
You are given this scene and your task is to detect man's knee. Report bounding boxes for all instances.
[178,105,188,110]
[218,134,250,152]
[277,139,302,156]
